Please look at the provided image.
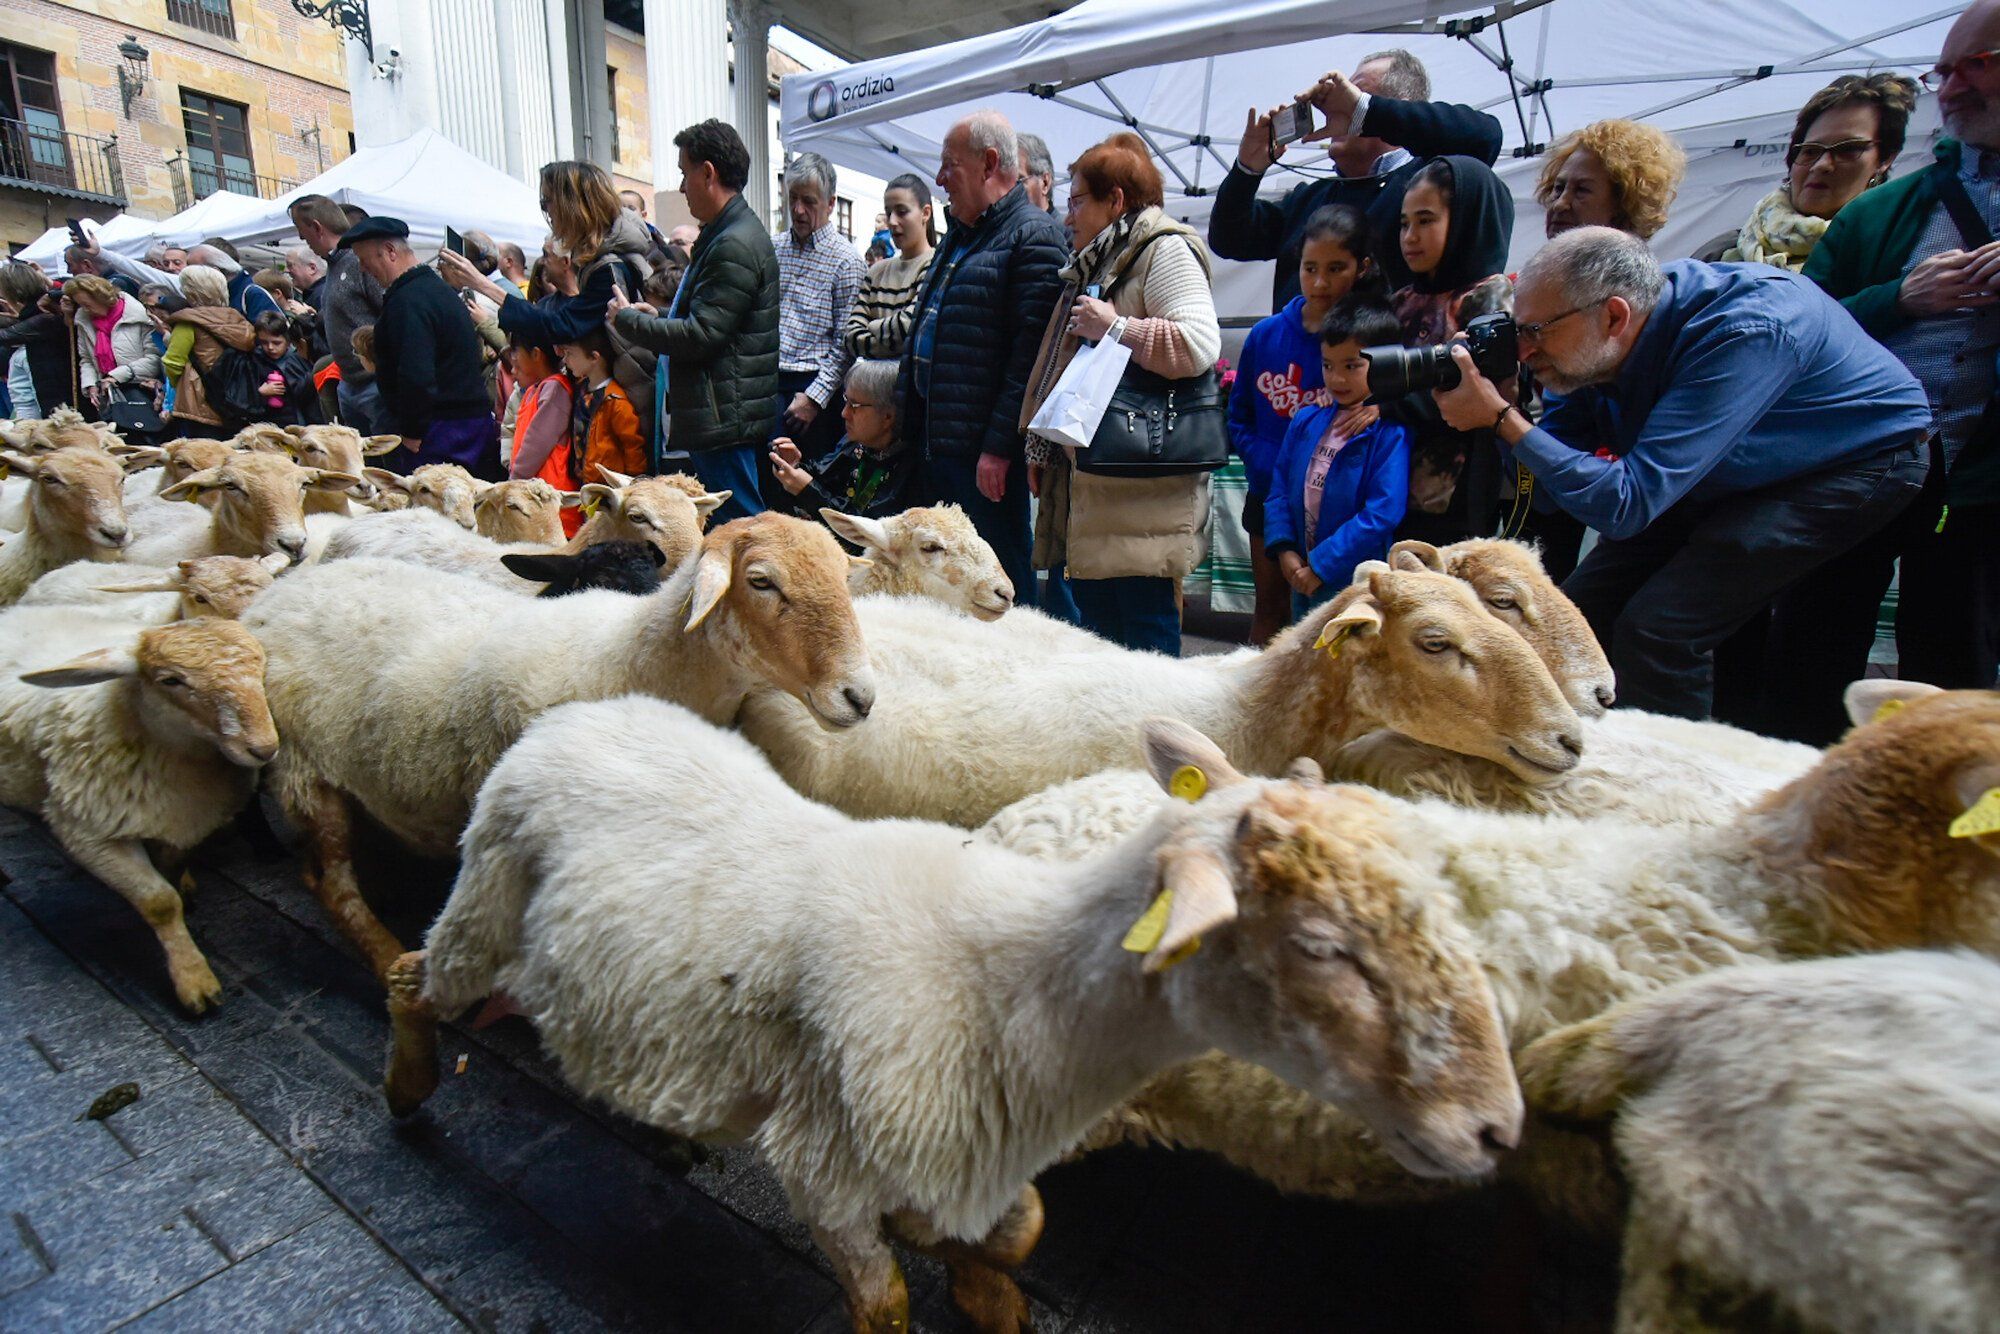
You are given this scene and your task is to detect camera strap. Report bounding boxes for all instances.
[1935,158,1995,250]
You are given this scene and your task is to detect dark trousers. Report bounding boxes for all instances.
[1072,575,1182,655]
[772,370,845,515]
[1761,476,2000,743]
[1562,439,1927,720]
[1040,563,1082,624]
[923,454,1037,609]
[393,415,504,481]
[673,446,767,524]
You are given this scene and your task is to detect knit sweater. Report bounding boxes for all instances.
[844,250,933,360]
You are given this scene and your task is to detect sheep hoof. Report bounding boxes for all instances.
[383,951,438,1117]
[173,960,224,1015]
[949,1264,1033,1334]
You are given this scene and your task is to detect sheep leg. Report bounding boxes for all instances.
[289,778,408,976]
[888,1184,1043,1333]
[383,950,439,1119]
[1615,1206,1725,1334]
[808,1221,909,1333]
[58,831,221,1015]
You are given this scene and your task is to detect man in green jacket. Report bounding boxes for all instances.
[1797,0,2000,724]
[612,119,780,522]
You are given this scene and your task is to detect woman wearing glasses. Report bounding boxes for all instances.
[1723,74,1918,271]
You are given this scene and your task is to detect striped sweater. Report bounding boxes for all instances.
[843,250,933,360]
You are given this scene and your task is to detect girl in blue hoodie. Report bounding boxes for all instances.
[1227,205,1377,644]
[1265,298,1411,620]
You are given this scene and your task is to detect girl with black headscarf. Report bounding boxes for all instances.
[1380,155,1516,544]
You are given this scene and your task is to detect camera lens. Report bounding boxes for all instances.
[1360,343,1459,399]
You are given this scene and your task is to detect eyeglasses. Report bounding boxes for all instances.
[1516,299,1606,342]
[844,399,882,411]
[1788,138,1878,168]
[1922,48,2000,92]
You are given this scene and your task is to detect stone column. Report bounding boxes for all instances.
[730,0,774,230]
[644,0,729,224]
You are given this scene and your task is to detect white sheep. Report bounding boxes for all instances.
[1519,951,2000,1334]
[361,462,480,528]
[980,678,2000,1210]
[472,478,576,544]
[411,704,1523,1332]
[737,562,1585,827]
[274,424,403,515]
[820,504,1016,619]
[19,553,290,622]
[0,446,134,605]
[114,438,236,508]
[124,452,360,568]
[242,513,878,1114]
[0,609,277,1013]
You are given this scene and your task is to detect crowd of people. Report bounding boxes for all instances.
[4,0,1998,734]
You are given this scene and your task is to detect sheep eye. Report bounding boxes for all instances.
[192,593,210,604]
[629,514,652,527]
[1291,934,1348,963]
[920,542,944,554]
[157,674,185,688]
[1419,637,1451,654]
[1486,595,1517,611]
[225,480,244,493]
[747,573,775,591]
[39,475,64,487]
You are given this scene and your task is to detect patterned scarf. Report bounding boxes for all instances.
[91,296,127,375]
[1723,188,1829,273]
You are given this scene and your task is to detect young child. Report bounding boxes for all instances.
[561,328,646,486]
[350,324,377,376]
[767,358,916,521]
[1228,204,1379,645]
[249,311,319,426]
[1264,298,1411,620]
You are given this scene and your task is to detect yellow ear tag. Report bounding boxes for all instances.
[1313,624,1354,658]
[581,496,601,520]
[1168,765,1207,803]
[1872,697,1908,724]
[1121,889,1201,967]
[1950,787,2000,839]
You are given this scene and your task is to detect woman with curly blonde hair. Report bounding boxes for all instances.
[1536,119,1687,240]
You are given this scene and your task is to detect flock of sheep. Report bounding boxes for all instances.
[1,403,1997,1334]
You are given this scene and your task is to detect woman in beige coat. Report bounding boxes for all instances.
[1023,132,1221,654]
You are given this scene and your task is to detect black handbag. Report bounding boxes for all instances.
[1071,229,1229,479]
[99,382,166,437]
[1073,364,1230,477]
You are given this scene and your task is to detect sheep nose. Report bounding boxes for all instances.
[993,584,1015,605]
[276,534,307,562]
[1594,684,1617,710]
[843,685,874,720]
[1558,730,1583,757]
[246,740,279,764]
[1479,1121,1520,1154]
[97,523,129,546]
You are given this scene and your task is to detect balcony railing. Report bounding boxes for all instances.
[0,118,125,204]
[165,152,297,212]
[166,0,237,41]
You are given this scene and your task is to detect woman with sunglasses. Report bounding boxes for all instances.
[1723,74,1918,271]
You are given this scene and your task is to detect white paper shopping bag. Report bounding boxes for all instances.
[1027,336,1134,450]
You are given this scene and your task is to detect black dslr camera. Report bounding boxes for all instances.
[1361,313,1519,400]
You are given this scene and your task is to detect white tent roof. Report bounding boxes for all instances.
[782,0,1957,287]
[136,190,275,252]
[15,212,159,274]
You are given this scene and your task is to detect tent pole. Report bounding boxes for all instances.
[1090,79,1200,194]
[1195,56,1215,195]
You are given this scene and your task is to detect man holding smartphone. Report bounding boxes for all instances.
[1209,49,1503,309]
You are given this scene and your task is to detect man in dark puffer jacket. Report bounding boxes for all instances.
[899,111,1068,607]
[614,119,779,521]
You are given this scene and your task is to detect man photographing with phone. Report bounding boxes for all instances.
[1208,49,1503,309]
[1429,226,1932,726]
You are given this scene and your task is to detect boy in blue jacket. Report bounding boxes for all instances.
[1265,297,1411,619]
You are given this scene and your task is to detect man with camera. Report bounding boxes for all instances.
[1429,226,1932,721]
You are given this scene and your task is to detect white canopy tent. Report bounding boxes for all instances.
[15,212,159,274]
[781,0,1958,314]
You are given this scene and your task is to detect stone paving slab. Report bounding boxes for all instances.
[0,804,1617,1332]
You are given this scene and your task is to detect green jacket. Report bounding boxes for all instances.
[1805,138,2000,504]
[613,193,780,453]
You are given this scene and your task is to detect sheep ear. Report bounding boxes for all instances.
[1143,845,1238,974]
[1389,540,1444,572]
[0,422,29,448]
[595,464,636,488]
[258,552,292,576]
[0,449,38,477]
[307,469,362,492]
[580,482,623,515]
[1844,678,1942,728]
[1140,716,1244,799]
[684,544,734,629]
[1313,595,1383,653]
[819,508,892,557]
[21,645,142,688]
[363,467,411,494]
[362,435,404,457]
[1285,757,1324,784]
[693,489,731,518]
[117,446,168,472]
[557,490,586,510]
[93,577,179,594]
[159,468,223,501]
[847,554,873,573]
[282,425,309,438]
[500,551,577,583]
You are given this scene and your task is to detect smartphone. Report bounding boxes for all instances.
[1270,99,1317,150]
[66,217,87,247]
[443,225,466,257]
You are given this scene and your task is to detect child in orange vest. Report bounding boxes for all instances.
[509,335,579,534]
[562,328,647,487]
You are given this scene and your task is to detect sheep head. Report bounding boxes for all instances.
[0,445,129,555]
[825,504,1015,620]
[363,463,479,529]
[682,513,876,730]
[1274,564,1583,784]
[21,619,278,768]
[1753,681,2000,958]
[474,479,573,545]
[159,453,359,565]
[282,426,401,510]
[1,413,119,453]
[575,474,722,569]
[94,553,288,619]
[502,540,666,597]
[1391,540,1615,718]
[1132,717,1522,1181]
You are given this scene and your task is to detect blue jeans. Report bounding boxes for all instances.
[336,379,384,434]
[1040,562,1081,624]
[1290,583,1337,623]
[1070,575,1181,655]
[676,446,766,524]
[923,454,1037,609]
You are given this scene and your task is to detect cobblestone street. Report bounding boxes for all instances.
[0,804,1616,1333]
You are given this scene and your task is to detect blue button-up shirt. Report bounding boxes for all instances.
[1517,260,1932,539]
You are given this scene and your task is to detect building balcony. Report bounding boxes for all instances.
[0,118,126,206]
[165,153,298,213]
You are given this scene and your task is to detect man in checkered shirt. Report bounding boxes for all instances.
[772,152,867,509]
